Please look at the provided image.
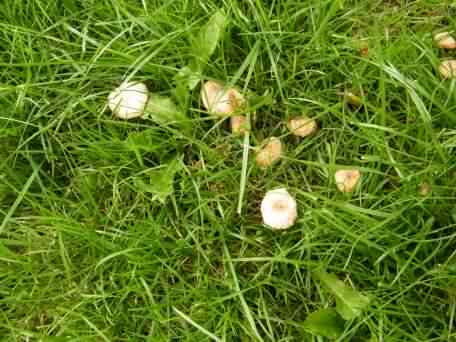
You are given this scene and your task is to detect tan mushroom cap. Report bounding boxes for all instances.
[439,60,456,79]
[335,169,361,193]
[256,137,283,167]
[287,116,318,137]
[434,32,456,49]
[201,81,246,116]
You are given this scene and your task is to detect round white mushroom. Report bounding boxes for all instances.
[261,188,297,230]
[108,81,149,119]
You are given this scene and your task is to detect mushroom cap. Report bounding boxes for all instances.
[255,137,283,167]
[287,116,318,137]
[108,82,149,119]
[335,169,361,193]
[434,32,456,49]
[201,81,245,116]
[230,115,249,135]
[439,60,456,79]
[261,188,297,230]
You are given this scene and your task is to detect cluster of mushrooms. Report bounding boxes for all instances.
[107,80,360,230]
[106,31,454,230]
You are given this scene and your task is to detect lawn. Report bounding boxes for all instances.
[1,0,456,341]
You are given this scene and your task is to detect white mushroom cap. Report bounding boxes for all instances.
[434,32,456,49]
[255,137,283,167]
[201,80,245,116]
[335,169,361,193]
[287,116,318,137]
[261,188,297,230]
[439,60,456,79]
[108,81,149,119]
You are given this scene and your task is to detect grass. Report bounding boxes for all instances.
[0,0,456,340]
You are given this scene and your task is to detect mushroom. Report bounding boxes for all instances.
[255,137,282,167]
[434,32,456,49]
[108,81,149,119]
[287,116,318,137]
[335,169,361,193]
[439,60,456,79]
[201,80,246,116]
[261,188,297,230]
[230,115,250,135]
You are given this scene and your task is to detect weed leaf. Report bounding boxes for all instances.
[134,157,182,203]
[145,94,188,127]
[176,10,227,91]
[314,270,370,320]
[303,308,345,339]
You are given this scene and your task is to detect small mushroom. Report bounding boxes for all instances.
[434,32,456,49]
[201,80,246,116]
[335,169,361,193]
[261,188,297,230]
[439,60,456,79]
[108,82,149,119]
[230,115,250,135]
[287,116,318,137]
[255,137,282,167]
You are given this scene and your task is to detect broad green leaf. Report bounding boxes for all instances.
[134,157,182,203]
[176,10,227,91]
[144,94,189,127]
[303,308,345,339]
[195,10,226,63]
[314,270,370,320]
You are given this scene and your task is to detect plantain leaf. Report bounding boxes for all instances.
[303,308,345,339]
[144,94,189,128]
[314,270,370,320]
